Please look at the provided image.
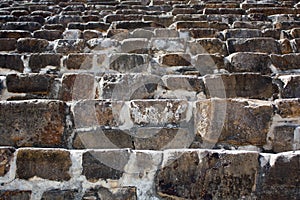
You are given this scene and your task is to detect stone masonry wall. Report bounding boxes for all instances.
[0,0,299,199]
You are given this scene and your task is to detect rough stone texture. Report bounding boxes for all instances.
[226,52,272,74]
[41,189,77,200]
[63,53,94,70]
[0,147,15,177]
[109,54,147,73]
[60,73,96,101]
[54,39,85,53]
[258,153,300,199]
[156,150,259,199]
[279,75,300,98]
[6,74,54,94]
[0,54,24,72]
[195,99,273,148]
[275,99,300,118]
[204,73,278,99]
[82,150,129,182]
[160,53,191,66]
[83,187,137,200]
[271,124,299,153]
[0,190,31,200]
[270,54,300,71]
[0,100,67,147]
[227,38,280,54]
[192,38,228,55]
[0,38,17,51]
[17,38,49,53]
[16,149,71,181]
[28,53,62,73]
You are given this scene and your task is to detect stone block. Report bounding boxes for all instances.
[6,74,54,94]
[258,152,300,199]
[0,190,31,200]
[82,150,129,182]
[278,75,300,98]
[83,30,102,40]
[0,54,24,72]
[194,54,225,75]
[204,73,278,99]
[2,22,42,31]
[150,38,186,52]
[154,28,179,38]
[0,30,31,39]
[271,124,299,153]
[33,30,62,41]
[275,99,300,118]
[41,189,77,200]
[195,99,273,148]
[73,128,133,149]
[226,52,272,75]
[54,39,85,53]
[156,150,259,199]
[17,38,49,53]
[60,73,96,101]
[174,21,229,30]
[111,21,163,30]
[64,53,94,70]
[16,149,71,181]
[160,53,191,66]
[162,75,204,92]
[191,38,227,55]
[227,38,280,54]
[270,53,300,71]
[109,54,147,73]
[72,100,123,128]
[0,147,15,177]
[0,38,16,51]
[83,187,137,200]
[0,100,68,147]
[29,53,62,73]
[222,28,262,39]
[121,38,149,54]
[186,28,218,38]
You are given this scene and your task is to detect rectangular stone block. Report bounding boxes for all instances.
[0,147,15,177]
[42,189,77,200]
[0,100,68,147]
[160,53,191,66]
[174,21,229,30]
[190,38,228,55]
[83,186,137,200]
[275,99,300,118]
[156,150,259,199]
[33,30,63,41]
[150,38,186,52]
[195,99,274,148]
[222,28,262,39]
[111,21,163,30]
[278,75,300,98]
[17,38,49,53]
[0,38,16,51]
[54,39,85,53]
[0,190,31,200]
[16,149,72,181]
[109,53,148,73]
[0,54,24,72]
[2,22,41,31]
[227,38,281,54]
[6,73,55,94]
[29,53,62,73]
[204,73,278,99]
[63,53,94,70]
[0,30,31,39]
[270,53,300,71]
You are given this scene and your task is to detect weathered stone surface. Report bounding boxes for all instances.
[195,99,273,148]
[186,28,218,38]
[160,53,191,66]
[194,54,225,75]
[73,128,133,149]
[174,21,229,31]
[275,99,300,118]
[204,73,278,99]
[109,54,147,73]
[204,8,244,15]
[0,30,31,39]
[54,39,85,53]
[16,149,71,181]
[190,38,227,55]
[60,73,96,101]
[0,54,24,72]
[101,73,162,100]
[279,39,293,54]
[143,15,174,27]
[279,75,300,98]
[258,152,300,199]
[83,30,102,40]
[156,150,259,199]
[64,53,94,70]
[83,187,137,200]
[129,100,191,126]
[6,74,54,94]
[112,21,164,30]
[82,150,129,181]
[29,53,62,73]
[150,38,185,52]
[17,38,49,53]
[0,147,15,177]
[0,100,68,147]
[121,38,149,53]
[63,29,82,40]
[232,21,273,29]
[270,54,300,71]
[2,22,41,31]
[227,38,280,54]
[41,189,77,200]
[0,38,16,51]
[291,28,300,38]
[154,28,179,37]
[271,124,299,153]
[0,190,31,200]
[162,75,204,92]
[73,100,123,128]
[226,52,272,75]
[222,28,262,39]
[33,30,62,41]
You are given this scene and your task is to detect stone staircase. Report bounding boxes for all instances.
[0,0,299,199]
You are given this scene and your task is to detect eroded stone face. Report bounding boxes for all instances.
[0,100,68,147]
[16,149,72,181]
[41,189,77,200]
[0,190,31,200]
[156,150,259,199]
[83,186,137,200]
[0,147,15,177]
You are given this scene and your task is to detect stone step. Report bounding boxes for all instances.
[0,147,298,199]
